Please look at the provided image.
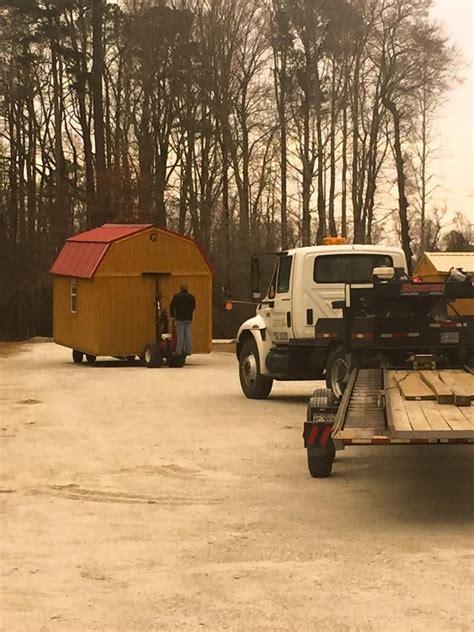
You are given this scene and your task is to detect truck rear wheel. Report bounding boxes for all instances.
[326,345,350,398]
[307,446,334,478]
[310,388,338,409]
[239,338,273,399]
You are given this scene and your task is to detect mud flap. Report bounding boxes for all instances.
[303,421,334,448]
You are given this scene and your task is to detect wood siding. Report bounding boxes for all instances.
[95,276,156,356]
[96,229,209,277]
[53,276,100,355]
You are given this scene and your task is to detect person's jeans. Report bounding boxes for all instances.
[175,320,192,355]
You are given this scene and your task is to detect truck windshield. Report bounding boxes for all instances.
[314,254,393,284]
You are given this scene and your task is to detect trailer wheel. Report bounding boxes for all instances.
[72,349,83,364]
[239,338,273,399]
[326,345,350,398]
[307,446,334,478]
[85,354,97,364]
[143,343,162,368]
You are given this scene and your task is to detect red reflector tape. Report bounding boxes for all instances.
[352,333,373,340]
[320,425,332,446]
[429,322,463,329]
[314,333,337,339]
[306,426,320,446]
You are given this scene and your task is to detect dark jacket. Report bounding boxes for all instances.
[170,290,196,321]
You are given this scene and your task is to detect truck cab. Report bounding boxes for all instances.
[236,243,408,398]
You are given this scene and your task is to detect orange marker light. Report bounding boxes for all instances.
[322,236,347,245]
[225,302,233,311]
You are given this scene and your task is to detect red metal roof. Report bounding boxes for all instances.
[50,224,153,278]
[50,241,109,278]
[68,224,153,243]
[50,223,212,279]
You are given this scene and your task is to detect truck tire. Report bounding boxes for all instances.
[85,354,97,364]
[307,446,334,478]
[239,338,273,399]
[72,349,83,364]
[326,345,350,398]
[311,388,338,408]
[143,343,162,368]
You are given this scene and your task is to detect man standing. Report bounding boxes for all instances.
[170,283,196,356]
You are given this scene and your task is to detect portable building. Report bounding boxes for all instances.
[50,224,212,361]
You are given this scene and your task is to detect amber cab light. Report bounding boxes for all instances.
[322,236,347,245]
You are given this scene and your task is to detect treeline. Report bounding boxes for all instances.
[0,0,467,338]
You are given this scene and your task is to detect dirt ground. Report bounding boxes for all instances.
[1,342,473,632]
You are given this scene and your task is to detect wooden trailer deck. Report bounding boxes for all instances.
[385,369,474,439]
[332,368,474,444]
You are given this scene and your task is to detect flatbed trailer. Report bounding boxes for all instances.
[302,276,474,477]
[303,367,474,477]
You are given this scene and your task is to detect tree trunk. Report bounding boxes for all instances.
[351,55,364,243]
[386,99,413,274]
[316,117,326,244]
[273,44,288,250]
[91,0,108,225]
[341,104,347,239]
[51,39,66,249]
[328,59,337,237]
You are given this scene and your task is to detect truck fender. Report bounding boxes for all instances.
[236,316,272,375]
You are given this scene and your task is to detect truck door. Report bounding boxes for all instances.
[293,253,345,339]
[259,254,294,344]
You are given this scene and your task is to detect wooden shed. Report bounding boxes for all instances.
[50,224,212,360]
[414,252,474,315]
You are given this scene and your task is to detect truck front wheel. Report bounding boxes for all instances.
[239,338,273,399]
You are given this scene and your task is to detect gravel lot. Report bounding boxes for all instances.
[1,341,473,631]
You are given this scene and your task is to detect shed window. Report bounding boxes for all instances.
[71,278,77,313]
[314,254,393,284]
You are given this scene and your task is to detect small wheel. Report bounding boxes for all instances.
[168,354,185,368]
[143,343,162,368]
[85,354,96,364]
[72,349,83,364]
[239,338,273,399]
[307,446,335,478]
[326,345,350,398]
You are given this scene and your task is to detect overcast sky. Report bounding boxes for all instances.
[431,0,473,226]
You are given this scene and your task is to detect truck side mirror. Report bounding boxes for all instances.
[221,286,232,300]
[251,256,261,302]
